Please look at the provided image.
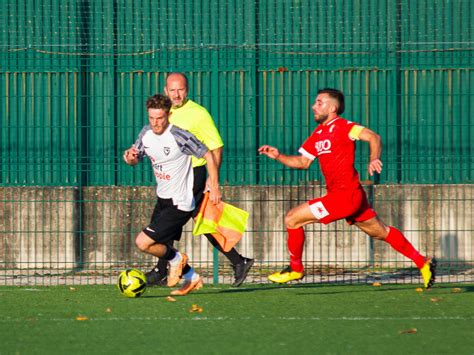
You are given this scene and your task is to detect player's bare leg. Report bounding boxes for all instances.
[285,203,320,229]
[355,217,436,288]
[135,232,189,287]
[269,203,319,284]
[135,232,168,257]
[354,216,388,240]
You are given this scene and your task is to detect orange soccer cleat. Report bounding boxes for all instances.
[170,276,204,296]
[167,253,188,287]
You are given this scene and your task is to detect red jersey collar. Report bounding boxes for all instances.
[325,116,340,126]
[320,116,340,127]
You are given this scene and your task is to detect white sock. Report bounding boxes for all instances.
[169,251,182,266]
[183,267,199,281]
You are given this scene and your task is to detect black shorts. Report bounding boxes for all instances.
[192,165,207,218]
[143,197,193,244]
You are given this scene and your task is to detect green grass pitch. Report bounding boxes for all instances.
[1,283,473,354]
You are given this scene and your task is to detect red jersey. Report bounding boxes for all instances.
[299,117,363,193]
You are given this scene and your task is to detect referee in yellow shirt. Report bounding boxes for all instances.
[145,72,254,287]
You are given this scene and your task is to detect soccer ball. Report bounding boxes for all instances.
[117,268,147,298]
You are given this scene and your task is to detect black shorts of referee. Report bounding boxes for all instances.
[191,165,207,218]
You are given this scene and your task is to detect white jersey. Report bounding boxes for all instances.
[134,124,208,211]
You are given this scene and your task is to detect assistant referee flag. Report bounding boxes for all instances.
[192,193,249,252]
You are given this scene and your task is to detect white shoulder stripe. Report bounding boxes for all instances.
[298,147,316,161]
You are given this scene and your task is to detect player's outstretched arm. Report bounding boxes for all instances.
[359,128,383,176]
[258,145,312,170]
[123,145,140,166]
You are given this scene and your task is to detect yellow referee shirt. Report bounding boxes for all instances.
[169,99,224,167]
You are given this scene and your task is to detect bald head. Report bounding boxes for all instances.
[164,72,189,108]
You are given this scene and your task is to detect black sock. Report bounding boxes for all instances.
[154,258,168,275]
[162,245,177,261]
[204,233,244,265]
[182,264,191,275]
[154,241,174,274]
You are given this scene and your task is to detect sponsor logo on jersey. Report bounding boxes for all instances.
[315,139,332,155]
[154,170,171,180]
[310,201,330,219]
[151,163,171,180]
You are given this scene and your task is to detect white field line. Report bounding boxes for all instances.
[0,316,471,322]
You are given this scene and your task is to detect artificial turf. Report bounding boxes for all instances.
[0,283,473,354]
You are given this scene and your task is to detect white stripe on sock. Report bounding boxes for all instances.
[169,252,182,266]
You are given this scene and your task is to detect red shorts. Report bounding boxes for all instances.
[308,188,377,225]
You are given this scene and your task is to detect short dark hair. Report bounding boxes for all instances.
[317,88,345,115]
[145,94,172,111]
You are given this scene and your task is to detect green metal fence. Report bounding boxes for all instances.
[0,0,473,285]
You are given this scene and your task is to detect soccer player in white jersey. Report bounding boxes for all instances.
[145,72,254,288]
[123,94,221,296]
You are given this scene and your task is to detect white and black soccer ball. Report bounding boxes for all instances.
[117,268,147,298]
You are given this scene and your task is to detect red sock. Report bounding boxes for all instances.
[287,227,305,272]
[384,226,425,269]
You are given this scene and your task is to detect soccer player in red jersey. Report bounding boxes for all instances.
[258,88,436,288]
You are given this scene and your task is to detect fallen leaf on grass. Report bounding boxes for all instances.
[430,297,443,303]
[415,288,423,293]
[452,288,463,293]
[166,296,176,302]
[105,308,112,313]
[399,328,417,334]
[69,287,76,291]
[76,315,89,321]
[372,282,381,287]
[189,304,203,313]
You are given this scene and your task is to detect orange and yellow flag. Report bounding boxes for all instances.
[192,193,249,252]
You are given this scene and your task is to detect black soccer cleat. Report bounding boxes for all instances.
[145,268,168,287]
[232,257,254,287]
